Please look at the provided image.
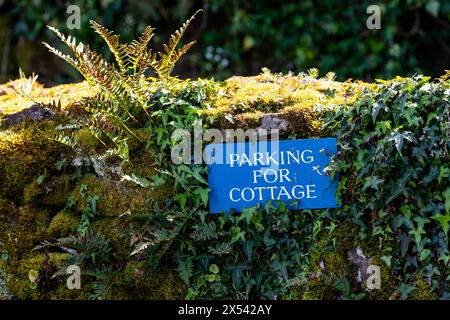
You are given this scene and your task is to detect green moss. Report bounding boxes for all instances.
[92,218,131,260]
[3,253,71,299]
[409,276,434,300]
[1,225,43,260]
[206,73,368,131]
[299,222,399,300]
[18,205,49,227]
[0,205,49,260]
[122,151,156,178]
[366,255,399,300]
[72,174,153,217]
[0,122,69,201]
[47,211,79,238]
[292,278,337,300]
[74,128,105,152]
[108,261,187,299]
[41,175,73,209]
[0,80,95,116]
[23,181,43,204]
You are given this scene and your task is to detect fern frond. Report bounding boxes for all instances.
[154,9,202,79]
[77,43,120,92]
[46,26,78,53]
[51,132,77,148]
[190,221,218,241]
[42,42,78,69]
[126,25,156,70]
[90,20,128,74]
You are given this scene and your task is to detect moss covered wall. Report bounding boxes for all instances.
[0,71,443,300]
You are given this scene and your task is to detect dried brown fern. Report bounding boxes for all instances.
[44,10,202,160]
[44,9,202,87]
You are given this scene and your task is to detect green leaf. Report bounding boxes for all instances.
[363,176,384,191]
[380,255,392,267]
[386,130,412,154]
[175,193,187,209]
[117,141,129,160]
[425,0,440,17]
[432,212,450,240]
[177,259,193,285]
[36,169,48,185]
[121,174,150,188]
[209,264,219,274]
[444,188,450,213]
[372,102,387,123]
[193,187,210,207]
[398,233,411,257]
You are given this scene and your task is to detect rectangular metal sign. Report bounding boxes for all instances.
[205,138,340,213]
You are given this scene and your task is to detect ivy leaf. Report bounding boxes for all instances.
[372,102,387,123]
[193,187,210,207]
[380,255,392,268]
[409,228,426,246]
[432,212,450,241]
[243,241,254,263]
[419,249,431,261]
[398,233,411,257]
[230,226,246,243]
[175,193,187,209]
[443,188,450,213]
[399,283,415,300]
[363,176,384,191]
[425,0,440,17]
[386,130,412,154]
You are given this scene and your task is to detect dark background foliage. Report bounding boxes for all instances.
[0,0,449,85]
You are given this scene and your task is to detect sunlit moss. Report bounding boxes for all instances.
[47,211,79,238]
[2,252,70,299]
[107,261,187,299]
[72,174,153,217]
[0,80,95,116]
[409,276,434,300]
[0,122,69,201]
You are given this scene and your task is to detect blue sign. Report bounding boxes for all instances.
[205,138,340,213]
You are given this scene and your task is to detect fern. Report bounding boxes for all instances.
[44,10,202,160]
[190,222,218,240]
[44,9,201,89]
[90,21,128,74]
[152,9,202,79]
[208,242,233,255]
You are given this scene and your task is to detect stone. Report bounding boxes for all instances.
[259,113,288,131]
[347,247,373,284]
[1,104,55,128]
